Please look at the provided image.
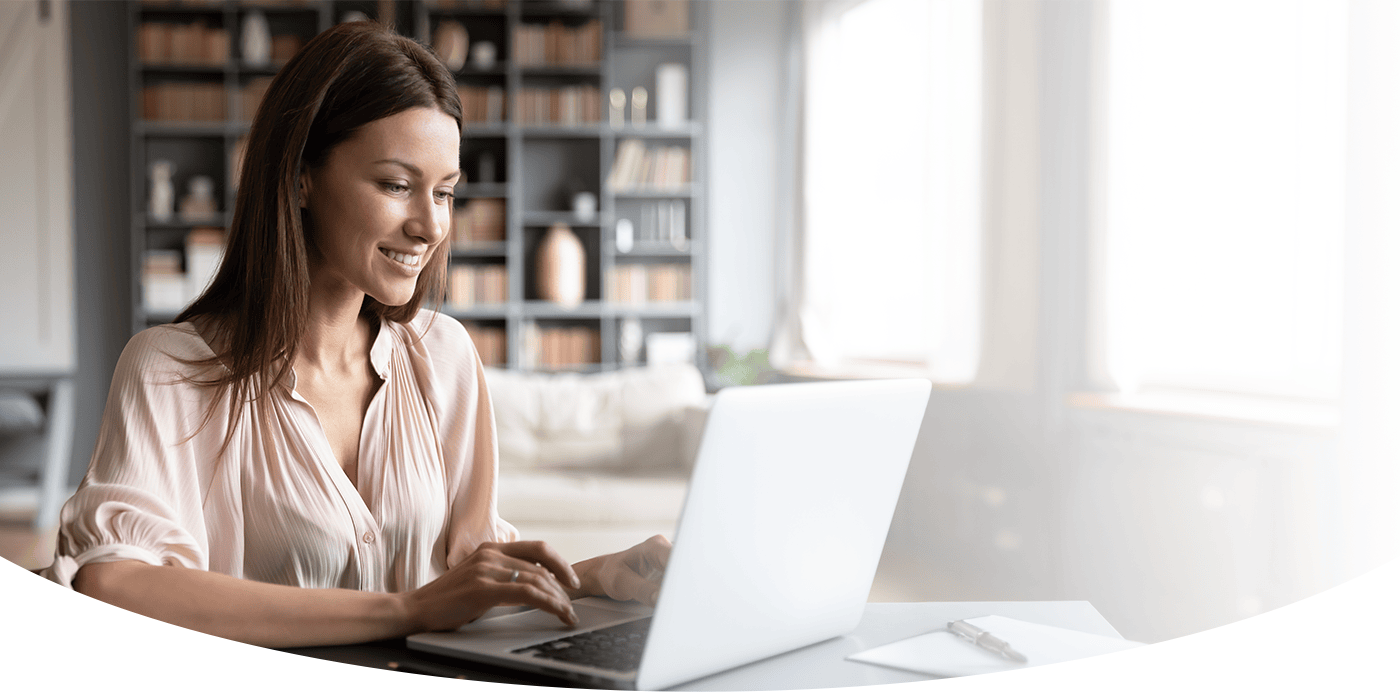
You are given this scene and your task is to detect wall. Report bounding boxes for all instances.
[705,0,784,355]
[67,0,133,485]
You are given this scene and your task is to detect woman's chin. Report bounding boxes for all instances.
[366,288,416,309]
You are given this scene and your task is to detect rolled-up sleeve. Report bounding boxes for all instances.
[45,328,214,588]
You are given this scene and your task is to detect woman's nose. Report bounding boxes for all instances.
[407,191,448,245]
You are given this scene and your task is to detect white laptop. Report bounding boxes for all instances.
[407,378,932,690]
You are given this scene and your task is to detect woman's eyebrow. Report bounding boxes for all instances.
[373,159,461,181]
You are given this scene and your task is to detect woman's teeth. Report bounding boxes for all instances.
[381,249,420,266]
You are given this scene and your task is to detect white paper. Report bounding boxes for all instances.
[847,615,1144,677]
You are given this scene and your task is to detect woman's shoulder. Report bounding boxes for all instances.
[115,322,219,384]
[402,308,474,355]
[389,308,481,389]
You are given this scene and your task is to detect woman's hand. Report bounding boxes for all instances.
[572,534,672,606]
[401,540,581,631]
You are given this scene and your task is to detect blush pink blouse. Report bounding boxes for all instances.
[44,309,518,592]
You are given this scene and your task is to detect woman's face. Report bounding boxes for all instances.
[300,106,460,308]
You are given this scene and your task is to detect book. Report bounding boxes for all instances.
[625,0,689,38]
[607,140,690,190]
[462,322,507,367]
[184,227,225,304]
[607,263,691,303]
[513,20,601,67]
[138,21,228,66]
[458,85,506,124]
[142,82,227,122]
[522,323,600,369]
[448,264,509,306]
[453,198,506,247]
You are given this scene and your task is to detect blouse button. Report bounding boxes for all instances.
[362,532,375,544]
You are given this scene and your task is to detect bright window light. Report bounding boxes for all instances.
[1103,0,1347,399]
[804,0,982,380]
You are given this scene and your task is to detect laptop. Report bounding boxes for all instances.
[407,378,932,690]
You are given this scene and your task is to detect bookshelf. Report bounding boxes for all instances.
[127,0,707,373]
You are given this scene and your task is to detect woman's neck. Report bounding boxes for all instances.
[297,281,374,375]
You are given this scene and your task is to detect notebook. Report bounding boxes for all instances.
[408,378,933,690]
[848,614,1145,677]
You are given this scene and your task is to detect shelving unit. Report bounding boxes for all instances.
[127,0,706,373]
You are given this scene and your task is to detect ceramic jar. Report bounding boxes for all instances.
[536,223,585,307]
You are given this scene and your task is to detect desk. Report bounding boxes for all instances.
[284,601,1124,691]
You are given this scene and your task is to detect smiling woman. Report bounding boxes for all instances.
[41,20,670,649]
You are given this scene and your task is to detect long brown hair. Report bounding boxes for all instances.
[174,20,462,437]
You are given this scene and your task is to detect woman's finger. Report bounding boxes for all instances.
[497,540,580,589]
[491,575,578,626]
[639,535,671,578]
[494,554,571,596]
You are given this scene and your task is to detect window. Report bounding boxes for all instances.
[1101,0,1347,400]
[797,0,983,381]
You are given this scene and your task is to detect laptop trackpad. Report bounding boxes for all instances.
[421,597,653,650]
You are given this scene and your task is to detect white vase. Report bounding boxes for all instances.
[242,10,271,68]
[149,160,176,223]
[536,223,585,307]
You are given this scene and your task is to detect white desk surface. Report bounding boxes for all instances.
[670,601,1122,692]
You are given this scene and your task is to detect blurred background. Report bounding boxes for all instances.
[3,0,1399,645]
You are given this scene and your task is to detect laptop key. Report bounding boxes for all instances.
[511,617,653,673]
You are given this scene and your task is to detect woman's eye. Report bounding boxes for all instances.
[383,182,409,194]
[435,190,453,202]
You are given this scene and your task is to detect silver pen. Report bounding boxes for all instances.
[947,619,1028,663]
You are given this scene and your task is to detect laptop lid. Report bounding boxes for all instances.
[634,378,930,690]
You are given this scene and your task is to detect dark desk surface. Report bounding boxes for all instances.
[280,600,1123,691]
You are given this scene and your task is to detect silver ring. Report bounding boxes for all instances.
[509,569,520,584]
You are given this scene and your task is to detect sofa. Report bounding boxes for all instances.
[482,363,711,563]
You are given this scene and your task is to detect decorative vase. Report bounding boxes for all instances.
[242,10,271,68]
[536,223,585,307]
[148,160,176,223]
[471,41,496,70]
[433,20,468,72]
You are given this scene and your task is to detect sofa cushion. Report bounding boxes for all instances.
[484,364,708,474]
[497,472,690,524]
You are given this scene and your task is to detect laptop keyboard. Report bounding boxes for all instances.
[510,617,652,673]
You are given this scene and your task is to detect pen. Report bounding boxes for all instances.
[947,619,1027,663]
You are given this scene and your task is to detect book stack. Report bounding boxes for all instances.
[270,35,303,65]
[448,264,508,306]
[138,21,228,66]
[463,323,507,366]
[142,83,226,122]
[140,227,226,314]
[514,86,601,125]
[513,20,602,67]
[142,250,185,314]
[453,199,506,248]
[458,85,506,124]
[522,324,601,369]
[241,77,273,122]
[607,263,691,304]
[185,227,225,303]
[606,140,690,190]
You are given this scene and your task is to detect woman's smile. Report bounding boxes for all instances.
[379,246,425,272]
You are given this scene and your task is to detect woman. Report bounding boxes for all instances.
[44,21,668,647]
